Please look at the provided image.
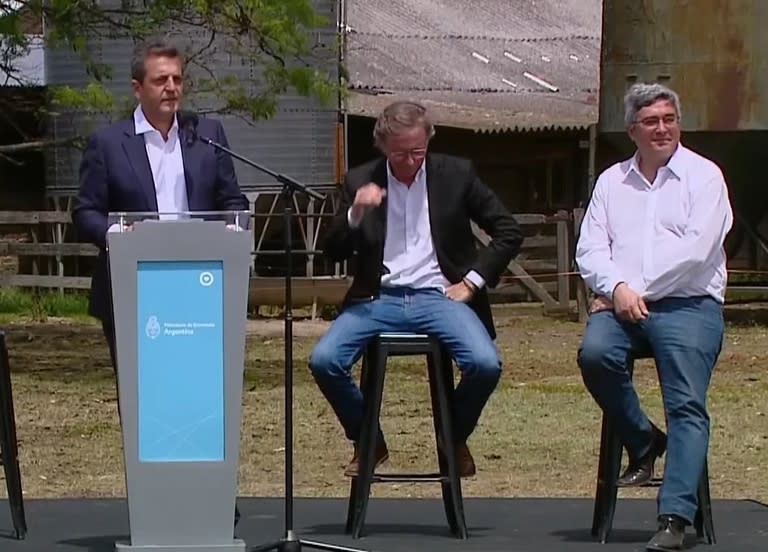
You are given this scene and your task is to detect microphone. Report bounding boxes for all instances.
[177,110,199,146]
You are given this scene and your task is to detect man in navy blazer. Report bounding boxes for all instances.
[72,38,248,369]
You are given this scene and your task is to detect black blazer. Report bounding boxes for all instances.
[324,153,523,339]
[72,116,249,321]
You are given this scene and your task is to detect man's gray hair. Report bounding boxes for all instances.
[373,101,436,147]
[623,83,682,127]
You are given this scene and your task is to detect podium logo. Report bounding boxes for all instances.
[199,271,215,287]
[145,315,161,339]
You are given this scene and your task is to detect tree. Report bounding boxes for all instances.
[0,0,341,155]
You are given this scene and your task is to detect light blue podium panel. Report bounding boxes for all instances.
[107,211,251,552]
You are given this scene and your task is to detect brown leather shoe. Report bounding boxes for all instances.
[344,441,389,477]
[456,443,476,478]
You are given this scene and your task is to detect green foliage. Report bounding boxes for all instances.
[1,0,341,123]
[0,288,89,321]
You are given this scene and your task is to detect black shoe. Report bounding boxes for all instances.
[617,425,667,487]
[646,514,686,550]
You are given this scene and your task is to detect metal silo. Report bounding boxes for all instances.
[599,0,768,269]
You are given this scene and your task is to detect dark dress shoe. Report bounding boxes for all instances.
[646,514,686,550]
[617,426,667,487]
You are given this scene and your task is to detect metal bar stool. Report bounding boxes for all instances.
[0,330,27,539]
[345,333,467,539]
[591,356,715,544]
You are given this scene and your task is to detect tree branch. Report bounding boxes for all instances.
[0,136,83,153]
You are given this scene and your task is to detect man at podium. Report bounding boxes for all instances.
[72,37,249,371]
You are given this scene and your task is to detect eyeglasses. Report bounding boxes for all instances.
[634,114,679,129]
[389,148,427,160]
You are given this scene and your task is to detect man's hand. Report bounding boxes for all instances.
[350,183,386,223]
[589,295,613,314]
[445,278,477,303]
[612,282,649,322]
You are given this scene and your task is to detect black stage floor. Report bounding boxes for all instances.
[1,497,766,551]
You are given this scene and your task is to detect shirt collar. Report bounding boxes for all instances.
[625,143,685,181]
[133,105,178,136]
[386,160,426,187]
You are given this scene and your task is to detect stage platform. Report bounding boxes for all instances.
[1,497,766,551]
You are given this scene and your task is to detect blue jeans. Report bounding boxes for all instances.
[309,287,502,445]
[577,296,724,524]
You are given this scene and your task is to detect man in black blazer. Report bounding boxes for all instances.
[72,38,248,371]
[310,101,522,477]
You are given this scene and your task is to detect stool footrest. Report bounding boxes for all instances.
[371,472,446,483]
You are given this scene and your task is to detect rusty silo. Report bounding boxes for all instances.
[599,0,768,269]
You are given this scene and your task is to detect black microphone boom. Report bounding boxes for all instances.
[198,133,324,201]
[196,121,357,552]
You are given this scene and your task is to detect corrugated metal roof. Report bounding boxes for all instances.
[345,0,602,132]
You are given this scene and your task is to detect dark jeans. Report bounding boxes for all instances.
[309,287,502,445]
[577,296,724,524]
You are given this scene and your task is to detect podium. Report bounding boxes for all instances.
[107,211,252,552]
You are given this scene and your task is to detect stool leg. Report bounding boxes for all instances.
[426,356,457,534]
[352,343,387,539]
[592,413,622,543]
[1,336,27,540]
[429,348,467,539]
[345,478,357,535]
[695,459,715,544]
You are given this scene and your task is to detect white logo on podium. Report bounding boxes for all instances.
[199,271,214,287]
[145,315,161,339]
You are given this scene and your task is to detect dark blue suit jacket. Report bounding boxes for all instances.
[72,116,249,321]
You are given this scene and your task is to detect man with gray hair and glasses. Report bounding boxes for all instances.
[310,101,522,479]
[575,83,733,550]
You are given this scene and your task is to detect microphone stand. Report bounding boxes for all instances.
[199,134,367,552]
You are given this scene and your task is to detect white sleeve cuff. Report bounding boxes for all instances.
[347,207,363,229]
[464,270,486,289]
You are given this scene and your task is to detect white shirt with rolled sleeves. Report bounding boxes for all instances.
[575,144,733,303]
[347,161,486,291]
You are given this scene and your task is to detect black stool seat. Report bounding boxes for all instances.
[345,333,467,539]
[591,356,715,544]
[0,330,27,539]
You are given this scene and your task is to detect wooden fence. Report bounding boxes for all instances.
[0,208,587,316]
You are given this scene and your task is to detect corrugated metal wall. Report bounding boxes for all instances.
[600,0,768,132]
[44,0,340,195]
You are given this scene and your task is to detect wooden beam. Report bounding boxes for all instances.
[0,275,91,289]
[0,243,99,256]
[0,211,72,224]
[472,222,558,309]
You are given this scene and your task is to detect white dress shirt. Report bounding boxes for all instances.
[133,106,189,218]
[576,144,733,303]
[348,161,485,291]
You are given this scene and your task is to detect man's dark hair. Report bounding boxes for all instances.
[130,38,182,82]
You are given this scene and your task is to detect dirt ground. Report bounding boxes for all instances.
[1,304,767,503]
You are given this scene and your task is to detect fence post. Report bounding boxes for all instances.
[572,208,588,322]
[556,211,570,310]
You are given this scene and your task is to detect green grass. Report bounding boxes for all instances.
[0,287,90,320]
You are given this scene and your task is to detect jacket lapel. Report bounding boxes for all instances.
[370,158,389,239]
[121,121,158,211]
[425,154,444,243]
[180,131,200,209]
